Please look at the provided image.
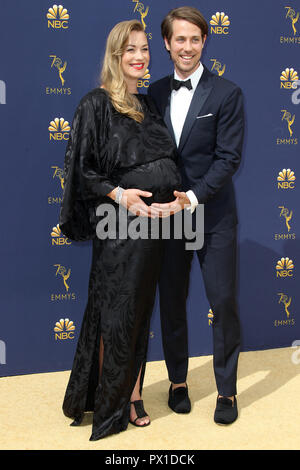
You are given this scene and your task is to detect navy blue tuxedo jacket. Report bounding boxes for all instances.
[148,65,244,233]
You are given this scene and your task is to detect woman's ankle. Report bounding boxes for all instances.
[130,394,141,403]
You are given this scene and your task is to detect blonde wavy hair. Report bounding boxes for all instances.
[100,20,147,123]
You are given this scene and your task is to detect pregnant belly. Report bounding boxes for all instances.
[117,158,181,204]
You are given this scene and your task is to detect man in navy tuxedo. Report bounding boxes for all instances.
[148,7,244,424]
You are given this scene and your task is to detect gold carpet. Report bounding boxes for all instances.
[1,347,299,450]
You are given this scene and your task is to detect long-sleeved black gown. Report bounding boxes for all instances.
[59,88,181,441]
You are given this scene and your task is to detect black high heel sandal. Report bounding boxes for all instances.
[130,400,151,427]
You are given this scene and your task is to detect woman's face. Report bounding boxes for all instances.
[121,30,149,83]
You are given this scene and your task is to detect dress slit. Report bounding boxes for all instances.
[84,320,102,413]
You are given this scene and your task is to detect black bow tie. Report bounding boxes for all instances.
[171,78,193,91]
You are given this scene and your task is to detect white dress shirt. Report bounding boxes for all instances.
[170,62,204,212]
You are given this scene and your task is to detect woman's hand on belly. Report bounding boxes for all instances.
[108,188,161,218]
[151,190,191,217]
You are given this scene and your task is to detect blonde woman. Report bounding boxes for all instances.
[59,20,181,441]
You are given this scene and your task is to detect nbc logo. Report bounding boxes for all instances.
[47,4,69,29]
[276,257,294,277]
[54,318,75,340]
[138,68,150,88]
[51,224,71,246]
[277,169,296,189]
[49,117,70,141]
[280,67,299,89]
[210,12,230,34]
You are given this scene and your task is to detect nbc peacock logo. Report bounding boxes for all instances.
[210,12,230,34]
[51,224,71,246]
[280,67,299,89]
[276,257,294,278]
[47,4,69,29]
[49,117,70,141]
[54,318,75,340]
[277,169,296,189]
[138,68,151,88]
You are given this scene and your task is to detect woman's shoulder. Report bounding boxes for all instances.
[78,87,111,110]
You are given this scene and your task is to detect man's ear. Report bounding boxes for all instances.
[164,37,170,51]
[202,34,207,48]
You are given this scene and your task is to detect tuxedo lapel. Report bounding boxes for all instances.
[178,67,213,153]
[162,77,176,145]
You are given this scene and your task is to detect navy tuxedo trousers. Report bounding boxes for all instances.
[159,225,240,397]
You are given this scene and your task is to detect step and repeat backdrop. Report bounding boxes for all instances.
[0,0,299,376]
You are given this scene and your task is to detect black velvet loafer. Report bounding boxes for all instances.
[168,384,191,413]
[214,396,238,425]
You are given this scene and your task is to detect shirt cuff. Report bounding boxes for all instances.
[186,190,199,214]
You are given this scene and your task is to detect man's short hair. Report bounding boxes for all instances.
[161,6,208,43]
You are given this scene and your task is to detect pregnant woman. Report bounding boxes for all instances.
[59,20,181,441]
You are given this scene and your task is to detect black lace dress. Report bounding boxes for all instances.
[59,89,181,441]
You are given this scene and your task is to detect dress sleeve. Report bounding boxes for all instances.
[59,91,115,241]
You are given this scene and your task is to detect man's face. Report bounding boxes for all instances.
[164,19,206,79]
